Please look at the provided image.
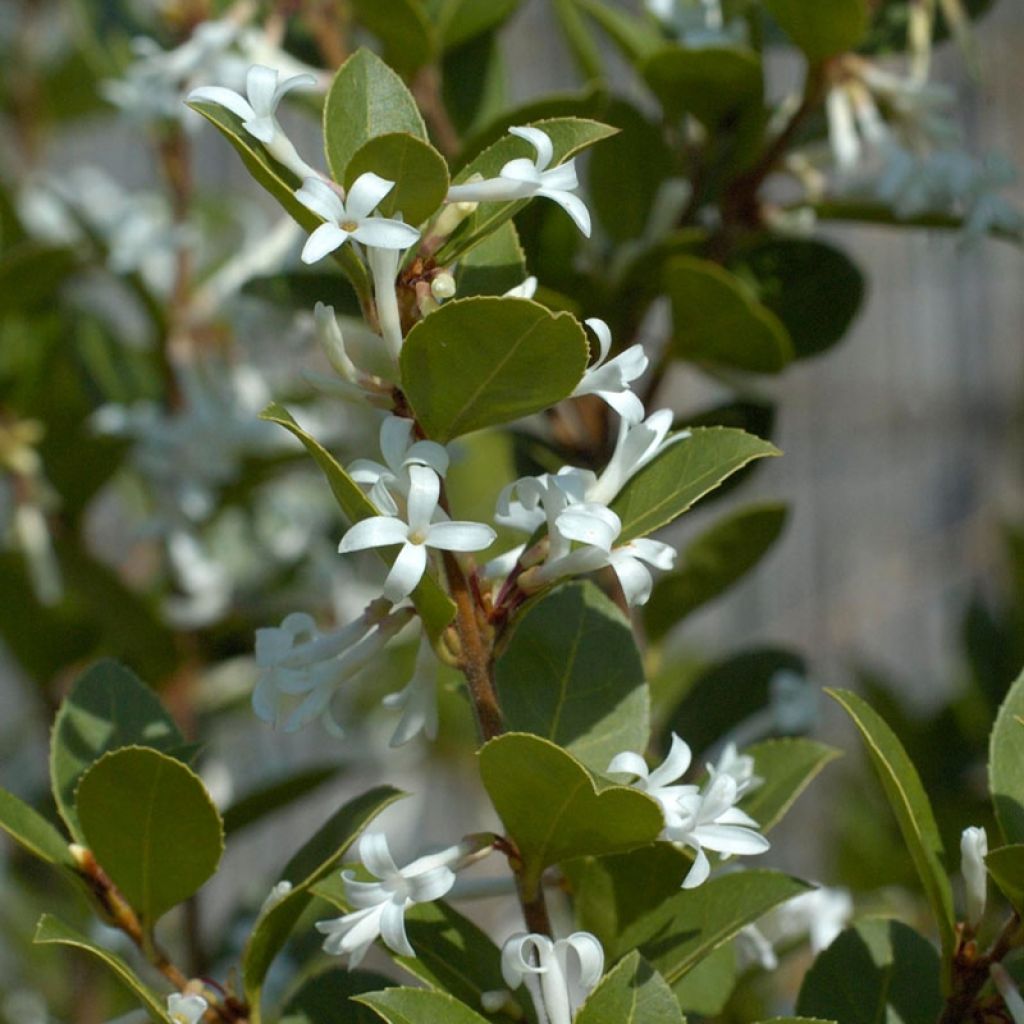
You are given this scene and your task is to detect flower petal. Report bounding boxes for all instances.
[383,542,428,602]
[509,125,554,170]
[346,172,396,220]
[360,832,400,879]
[272,72,317,107]
[242,115,276,144]
[555,504,621,550]
[681,844,711,889]
[607,751,650,779]
[425,520,496,552]
[584,318,613,365]
[498,157,543,186]
[351,217,421,250]
[301,223,348,264]
[610,552,654,606]
[537,187,592,237]
[339,516,409,552]
[379,896,415,957]
[405,863,456,903]
[597,389,646,424]
[380,416,413,473]
[406,465,440,533]
[406,439,449,476]
[295,177,345,222]
[693,824,771,856]
[187,85,255,122]
[245,65,280,116]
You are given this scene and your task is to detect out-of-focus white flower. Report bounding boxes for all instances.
[735,924,778,972]
[259,880,293,916]
[348,417,449,517]
[710,743,762,797]
[961,826,988,928]
[383,631,440,747]
[759,887,852,955]
[586,409,686,506]
[316,832,484,967]
[447,126,591,237]
[167,994,208,1024]
[992,963,1024,1024]
[572,319,648,423]
[504,276,538,299]
[608,733,699,827]
[501,932,604,1024]
[295,175,420,264]
[338,465,495,603]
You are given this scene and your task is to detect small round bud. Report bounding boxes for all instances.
[431,272,456,301]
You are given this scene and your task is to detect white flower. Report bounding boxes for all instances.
[735,924,778,972]
[759,887,852,955]
[572,319,648,423]
[364,240,407,363]
[992,963,1024,1024]
[665,773,770,889]
[383,631,439,747]
[495,468,593,556]
[608,733,699,828]
[348,417,449,517]
[586,409,686,506]
[504,275,538,299]
[961,825,988,929]
[446,126,591,237]
[338,465,495,603]
[710,743,762,798]
[167,994,208,1024]
[294,174,420,264]
[316,833,474,967]
[501,932,604,1024]
[188,65,318,179]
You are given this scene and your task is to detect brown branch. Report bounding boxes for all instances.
[411,65,461,160]
[938,914,1022,1024]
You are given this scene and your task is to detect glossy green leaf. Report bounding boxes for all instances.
[242,786,403,1007]
[284,968,396,1024]
[34,914,173,1024]
[456,220,527,297]
[740,738,841,832]
[0,787,75,869]
[644,502,788,641]
[985,844,1024,916]
[611,427,781,542]
[642,45,763,126]
[495,582,649,772]
[729,238,865,359]
[574,0,663,64]
[260,403,455,636]
[990,667,1024,844]
[478,733,663,897]
[344,134,449,226]
[575,951,682,1024]
[796,919,941,1024]
[356,989,490,1024]
[323,50,427,183]
[76,747,224,923]
[50,659,184,841]
[828,689,956,959]
[438,118,618,263]
[400,297,587,442]
[223,764,342,836]
[763,0,870,59]
[350,0,435,72]
[620,869,810,986]
[435,0,522,50]
[666,256,794,373]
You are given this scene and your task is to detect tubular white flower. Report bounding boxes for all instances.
[572,319,648,423]
[188,65,318,179]
[446,126,592,237]
[314,301,360,384]
[501,932,604,1024]
[167,994,208,1024]
[348,417,449,517]
[961,825,988,928]
[710,742,763,798]
[339,465,495,602]
[992,963,1024,1024]
[495,468,593,558]
[666,773,770,889]
[365,241,406,362]
[316,833,483,967]
[586,409,687,506]
[383,631,439,747]
[295,174,420,264]
[608,733,699,828]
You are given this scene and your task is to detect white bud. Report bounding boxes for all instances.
[313,302,358,382]
[960,825,988,928]
[430,271,456,300]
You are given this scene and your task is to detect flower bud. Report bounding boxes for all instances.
[313,302,358,382]
[430,271,456,301]
[960,825,988,928]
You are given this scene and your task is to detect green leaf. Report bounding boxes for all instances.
[284,968,396,1024]
[242,786,403,1007]
[740,738,841,832]
[344,134,450,226]
[0,787,75,869]
[223,764,342,836]
[621,870,810,987]
[990,667,1024,844]
[323,49,427,183]
[478,733,663,897]
[75,747,224,923]
[763,0,870,59]
[438,118,618,263]
[495,582,649,772]
[644,502,788,641]
[553,0,605,80]
[357,989,490,1024]
[33,914,173,1024]
[673,945,737,1015]
[642,45,763,126]
[435,0,522,50]
[575,951,683,1024]
[574,0,663,64]
[400,297,588,442]
[760,1019,836,1024]
[827,689,956,960]
[0,242,78,314]
[796,919,942,1024]
[456,220,527,297]
[728,238,865,359]
[50,659,185,841]
[350,0,436,73]
[666,256,794,373]
[260,403,455,637]
[611,427,781,542]
[985,844,1024,916]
